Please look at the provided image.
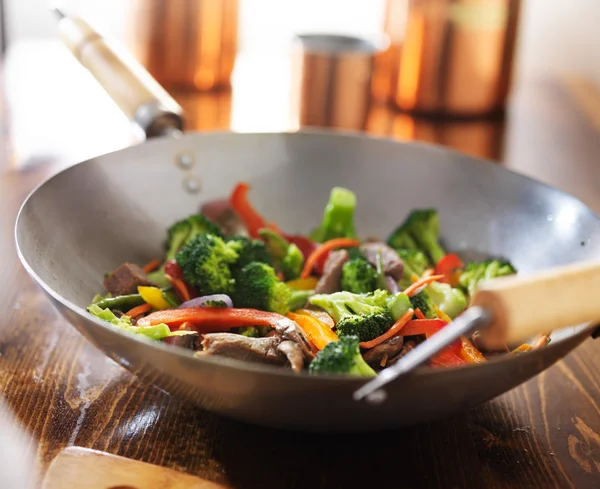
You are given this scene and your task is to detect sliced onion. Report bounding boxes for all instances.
[385,276,400,294]
[178,294,233,309]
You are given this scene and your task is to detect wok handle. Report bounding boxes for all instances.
[57,13,184,139]
[471,259,600,349]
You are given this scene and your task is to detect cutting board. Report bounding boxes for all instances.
[42,447,229,489]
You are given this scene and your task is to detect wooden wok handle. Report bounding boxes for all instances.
[57,14,184,138]
[471,259,600,348]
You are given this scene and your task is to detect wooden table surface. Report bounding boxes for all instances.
[1,42,600,489]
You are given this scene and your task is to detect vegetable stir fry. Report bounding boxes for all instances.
[88,183,549,376]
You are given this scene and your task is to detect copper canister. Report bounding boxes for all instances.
[379,0,521,117]
[125,0,238,91]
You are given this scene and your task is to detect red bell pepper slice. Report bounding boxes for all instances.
[136,307,294,333]
[434,253,464,286]
[401,318,463,358]
[164,260,184,280]
[229,182,279,238]
[164,261,197,299]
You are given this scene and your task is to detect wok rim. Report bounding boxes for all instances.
[14,128,599,385]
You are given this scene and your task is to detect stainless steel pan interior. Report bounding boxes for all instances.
[15,130,600,432]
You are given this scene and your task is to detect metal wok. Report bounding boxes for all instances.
[15,15,600,432]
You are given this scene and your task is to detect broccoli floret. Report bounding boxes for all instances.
[409,290,437,319]
[386,292,412,321]
[233,262,292,315]
[288,289,312,311]
[340,258,378,294]
[309,290,393,342]
[203,299,228,308]
[310,187,358,243]
[458,259,517,298]
[258,229,304,280]
[336,312,393,342]
[309,335,376,377]
[387,209,445,265]
[426,281,467,319]
[396,249,429,288]
[176,234,239,295]
[166,214,222,262]
[228,235,272,271]
[309,289,389,322]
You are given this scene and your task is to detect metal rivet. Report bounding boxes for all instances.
[177,153,194,169]
[183,176,201,194]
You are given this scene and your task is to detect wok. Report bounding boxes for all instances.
[15,14,600,432]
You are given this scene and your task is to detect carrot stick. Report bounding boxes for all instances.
[124,303,152,318]
[142,259,161,274]
[166,274,191,303]
[531,334,550,349]
[421,268,434,280]
[459,336,487,363]
[414,308,426,320]
[300,238,361,279]
[359,308,414,349]
[403,274,445,297]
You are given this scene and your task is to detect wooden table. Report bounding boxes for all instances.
[1,42,600,489]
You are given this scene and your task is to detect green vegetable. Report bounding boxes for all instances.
[426,281,467,319]
[91,292,111,304]
[238,326,265,337]
[92,293,145,312]
[161,289,181,308]
[87,304,193,341]
[309,290,392,342]
[387,209,445,265]
[310,187,358,243]
[166,214,222,262]
[309,335,376,377]
[258,229,304,280]
[409,290,436,319]
[233,262,293,315]
[340,258,378,294]
[146,269,172,289]
[396,249,429,288]
[228,235,272,271]
[176,233,239,296]
[288,289,313,311]
[458,260,517,298]
[203,299,228,308]
[386,292,412,321]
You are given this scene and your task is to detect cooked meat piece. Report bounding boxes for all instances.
[270,317,315,360]
[277,340,306,373]
[200,199,248,237]
[111,309,124,318]
[200,333,287,366]
[471,331,509,353]
[163,332,200,350]
[360,242,404,281]
[388,340,417,366]
[103,263,154,296]
[314,249,349,294]
[363,335,404,367]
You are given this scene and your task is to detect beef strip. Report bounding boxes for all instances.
[314,249,349,294]
[103,263,155,296]
[199,333,308,372]
[360,242,404,281]
[388,340,417,366]
[363,335,404,367]
[200,199,248,237]
[163,332,200,350]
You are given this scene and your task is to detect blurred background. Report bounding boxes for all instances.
[0,0,598,169]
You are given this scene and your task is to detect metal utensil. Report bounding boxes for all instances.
[355,259,600,403]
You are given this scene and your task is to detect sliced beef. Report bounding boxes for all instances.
[163,332,200,350]
[363,335,404,367]
[314,249,349,294]
[360,242,404,281]
[201,199,248,237]
[103,263,155,296]
[388,340,417,366]
[201,333,286,365]
[277,340,306,373]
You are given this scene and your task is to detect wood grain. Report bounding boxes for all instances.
[1,46,599,489]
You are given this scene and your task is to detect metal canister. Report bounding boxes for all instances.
[125,0,238,91]
[379,0,522,117]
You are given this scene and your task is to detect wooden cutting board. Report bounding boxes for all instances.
[42,447,230,489]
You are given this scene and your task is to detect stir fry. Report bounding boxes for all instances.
[87,183,549,377]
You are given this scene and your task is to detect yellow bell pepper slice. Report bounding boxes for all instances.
[286,277,318,291]
[138,286,171,310]
[287,311,338,350]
